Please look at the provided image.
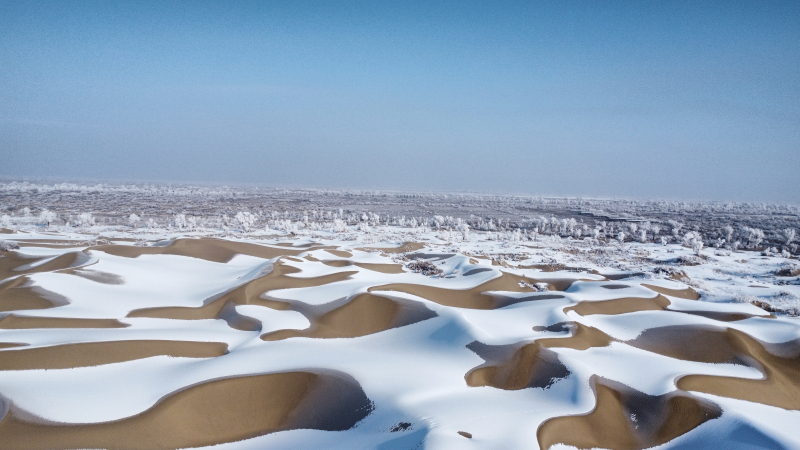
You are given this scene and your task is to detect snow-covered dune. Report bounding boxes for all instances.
[0,232,798,450]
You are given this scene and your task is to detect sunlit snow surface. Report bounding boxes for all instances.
[0,227,798,450]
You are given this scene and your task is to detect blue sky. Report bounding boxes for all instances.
[2,1,798,201]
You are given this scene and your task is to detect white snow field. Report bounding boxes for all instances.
[0,225,798,450]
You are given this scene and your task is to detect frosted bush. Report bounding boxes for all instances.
[0,240,20,251]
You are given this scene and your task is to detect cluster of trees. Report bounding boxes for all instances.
[1,181,797,255]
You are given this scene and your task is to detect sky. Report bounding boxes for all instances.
[1,1,799,202]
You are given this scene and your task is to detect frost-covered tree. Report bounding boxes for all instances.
[235,211,257,232]
[684,231,704,255]
[783,228,796,245]
[38,210,57,226]
[724,225,734,244]
[668,220,683,237]
[458,223,470,241]
[129,214,141,228]
[331,219,347,233]
[743,227,765,249]
[174,214,187,229]
[77,213,95,227]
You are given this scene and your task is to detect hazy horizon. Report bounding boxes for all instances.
[2,1,798,203]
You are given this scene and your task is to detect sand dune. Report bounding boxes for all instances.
[0,340,228,371]
[465,341,570,390]
[92,238,306,263]
[0,314,129,329]
[1,233,797,448]
[321,260,405,274]
[0,251,91,282]
[261,293,436,340]
[537,376,721,450]
[0,370,373,450]
[128,261,357,331]
[0,276,69,312]
[537,322,616,351]
[565,295,671,316]
[641,284,701,300]
[624,327,800,410]
[370,271,575,310]
[325,249,352,258]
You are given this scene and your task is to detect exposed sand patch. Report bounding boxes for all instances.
[564,295,671,316]
[674,310,759,322]
[358,242,425,254]
[625,326,800,410]
[369,271,573,310]
[353,263,405,274]
[0,370,373,450]
[0,315,129,329]
[129,297,261,332]
[536,322,615,351]
[0,228,13,234]
[466,341,570,390]
[0,340,228,371]
[321,260,351,268]
[0,276,69,312]
[261,293,436,341]
[129,261,356,331]
[0,251,90,282]
[324,249,352,258]
[321,260,405,274]
[92,238,306,263]
[641,284,700,300]
[537,376,721,450]
[0,343,26,349]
